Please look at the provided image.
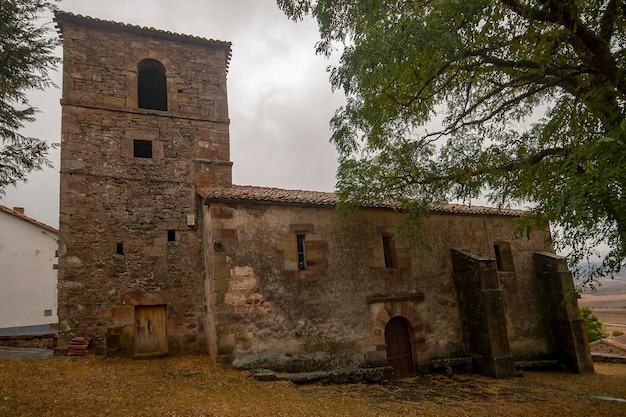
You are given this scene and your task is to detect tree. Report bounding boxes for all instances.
[0,0,59,194]
[277,0,626,283]
[580,306,606,342]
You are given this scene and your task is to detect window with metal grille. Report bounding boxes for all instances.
[296,234,307,270]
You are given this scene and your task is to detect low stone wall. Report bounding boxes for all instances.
[250,367,392,384]
[0,334,57,349]
[591,352,626,364]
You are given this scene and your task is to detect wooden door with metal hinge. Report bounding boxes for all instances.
[134,305,168,358]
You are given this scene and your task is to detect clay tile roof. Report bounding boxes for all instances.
[53,11,232,71]
[0,205,58,234]
[197,185,526,217]
[590,336,626,355]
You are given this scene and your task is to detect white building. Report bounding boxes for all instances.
[0,205,58,336]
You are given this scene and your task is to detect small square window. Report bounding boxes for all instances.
[116,243,124,255]
[133,139,153,158]
[167,230,176,242]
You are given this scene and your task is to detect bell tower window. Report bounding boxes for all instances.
[137,59,167,111]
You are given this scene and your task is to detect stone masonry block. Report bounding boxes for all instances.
[294,270,319,282]
[214,278,230,292]
[213,264,231,280]
[211,252,228,265]
[282,260,298,271]
[62,114,82,133]
[306,249,325,260]
[369,258,384,268]
[290,224,314,234]
[282,250,298,261]
[306,259,328,271]
[198,147,218,159]
[371,247,384,259]
[275,239,296,252]
[217,333,236,350]
[305,241,328,251]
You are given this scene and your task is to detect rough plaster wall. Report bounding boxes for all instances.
[208,202,554,370]
[476,216,552,357]
[56,20,230,354]
[0,213,58,329]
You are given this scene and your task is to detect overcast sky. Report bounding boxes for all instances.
[0,0,344,227]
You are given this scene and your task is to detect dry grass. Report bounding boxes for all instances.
[1,355,625,416]
[579,292,626,335]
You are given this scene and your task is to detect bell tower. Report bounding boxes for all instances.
[55,11,231,355]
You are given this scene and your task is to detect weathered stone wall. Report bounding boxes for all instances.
[56,14,231,355]
[204,202,554,372]
[451,249,516,378]
[534,252,594,373]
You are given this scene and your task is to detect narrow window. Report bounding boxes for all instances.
[382,235,396,268]
[133,139,153,158]
[137,59,167,111]
[494,243,515,272]
[296,234,307,270]
[116,243,124,255]
[167,230,176,242]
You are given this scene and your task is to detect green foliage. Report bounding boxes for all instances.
[278,0,626,284]
[0,0,59,193]
[580,306,607,342]
[612,330,625,337]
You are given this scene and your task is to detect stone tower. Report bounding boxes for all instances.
[55,11,232,356]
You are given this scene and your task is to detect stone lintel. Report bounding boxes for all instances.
[366,293,425,304]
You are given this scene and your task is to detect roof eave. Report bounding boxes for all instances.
[54,11,232,70]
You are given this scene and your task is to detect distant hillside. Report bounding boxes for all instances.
[574,260,626,295]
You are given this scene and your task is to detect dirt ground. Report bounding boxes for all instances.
[1,355,625,417]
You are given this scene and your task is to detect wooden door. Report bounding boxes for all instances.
[134,305,168,357]
[385,317,414,376]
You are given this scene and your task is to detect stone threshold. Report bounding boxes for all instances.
[250,367,392,384]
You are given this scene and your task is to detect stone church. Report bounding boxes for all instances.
[54,11,593,377]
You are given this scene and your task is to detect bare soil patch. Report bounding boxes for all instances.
[1,356,625,416]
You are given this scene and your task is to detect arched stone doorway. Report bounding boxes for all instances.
[385,316,414,376]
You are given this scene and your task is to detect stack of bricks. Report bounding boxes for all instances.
[67,337,91,356]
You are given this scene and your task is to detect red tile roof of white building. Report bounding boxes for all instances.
[0,205,58,234]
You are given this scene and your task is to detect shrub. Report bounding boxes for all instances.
[580,306,607,342]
